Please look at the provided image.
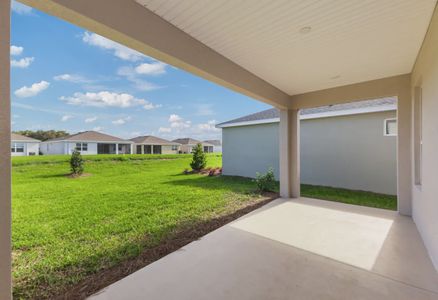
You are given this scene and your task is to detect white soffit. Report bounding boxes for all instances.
[135,0,436,95]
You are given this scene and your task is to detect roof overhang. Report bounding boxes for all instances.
[19,0,436,109]
[217,104,397,128]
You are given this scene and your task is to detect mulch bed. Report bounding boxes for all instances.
[56,192,278,300]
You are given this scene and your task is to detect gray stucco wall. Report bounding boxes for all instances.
[222,111,397,195]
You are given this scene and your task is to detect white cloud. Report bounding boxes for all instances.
[135,62,167,75]
[14,81,50,98]
[11,57,34,68]
[169,114,183,123]
[117,66,163,91]
[11,1,33,15]
[60,91,160,110]
[84,116,98,123]
[61,115,73,122]
[197,120,220,133]
[112,116,131,125]
[158,127,171,133]
[168,114,191,130]
[93,126,104,132]
[54,73,90,83]
[10,45,23,56]
[82,32,144,61]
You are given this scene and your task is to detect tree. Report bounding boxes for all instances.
[13,130,69,141]
[190,143,207,171]
[70,150,84,175]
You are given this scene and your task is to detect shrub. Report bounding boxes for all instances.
[70,150,84,175]
[190,143,207,171]
[254,167,276,192]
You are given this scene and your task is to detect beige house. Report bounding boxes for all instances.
[130,136,180,154]
[2,1,438,299]
[172,138,214,153]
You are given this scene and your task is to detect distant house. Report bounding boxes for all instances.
[203,140,222,153]
[130,136,181,154]
[40,131,133,155]
[172,138,214,153]
[217,98,397,195]
[11,133,40,156]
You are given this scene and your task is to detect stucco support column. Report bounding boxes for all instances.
[115,143,119,155]
[0,1,12,299]
[397,88,413,216]
[279,109,300,198]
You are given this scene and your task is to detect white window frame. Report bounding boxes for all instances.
[383,118,397,136]
[75,142,88,152]
[11,142,25,153]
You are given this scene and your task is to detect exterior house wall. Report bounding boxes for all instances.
[223,123,279,179]
[162,145,178,154]
[222,111,397,195]
[11,142,39,156]
[41,141,99,155]
[40,141,65,155]
[133,144,179,154]
[212,145,222,153]
[411,6,438,270]
[66,142,98,155]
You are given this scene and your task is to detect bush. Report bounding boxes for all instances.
[70,150,84,175]
[190,143,207,171]
[254,167,276,192]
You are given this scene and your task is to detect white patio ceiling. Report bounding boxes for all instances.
[136,0,436,95]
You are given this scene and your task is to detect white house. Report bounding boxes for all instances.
[11,133,40,156]
[40,131,133,155]
[130,135,181,154]
[172,138,214,153]
[217,98,397,195]
[203,140,222,153]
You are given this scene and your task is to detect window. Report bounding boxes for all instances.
[11,143,24,153]
[414,87,423,185]
[171,145,178,151]
[75,143,88,152]
[384,119,397,136]
[144,145,152,154]
[153,145,162,154]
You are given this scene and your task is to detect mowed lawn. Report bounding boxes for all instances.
[12,154,265,299]
[12,154,397,299]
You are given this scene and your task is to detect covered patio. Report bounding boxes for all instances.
[1,0,438,299]
[90,198,438,300]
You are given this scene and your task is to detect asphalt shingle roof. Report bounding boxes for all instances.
[45,131,131,143]
[130,135,180,145]
[11,133,41,142]
[217,97,396,127]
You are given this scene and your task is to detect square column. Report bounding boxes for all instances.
[0,1,12,299]
[397,90,413,216]
[279,109,300,198]
[115,143,119,155]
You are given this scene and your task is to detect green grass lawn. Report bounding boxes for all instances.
[12,154,396,299]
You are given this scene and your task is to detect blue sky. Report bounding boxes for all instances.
[10,1,271,140]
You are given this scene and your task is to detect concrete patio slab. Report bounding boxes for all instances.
[89,198,438,300]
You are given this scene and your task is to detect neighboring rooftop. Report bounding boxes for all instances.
[172,138,213,145]
[130,135,180,145]
[217,97,397,127]
[44,131,132,143]
[11,133,41,142]
[204,140,221,146]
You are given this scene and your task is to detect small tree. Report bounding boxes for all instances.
[190,143,207,171]
[70,150,84,175]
